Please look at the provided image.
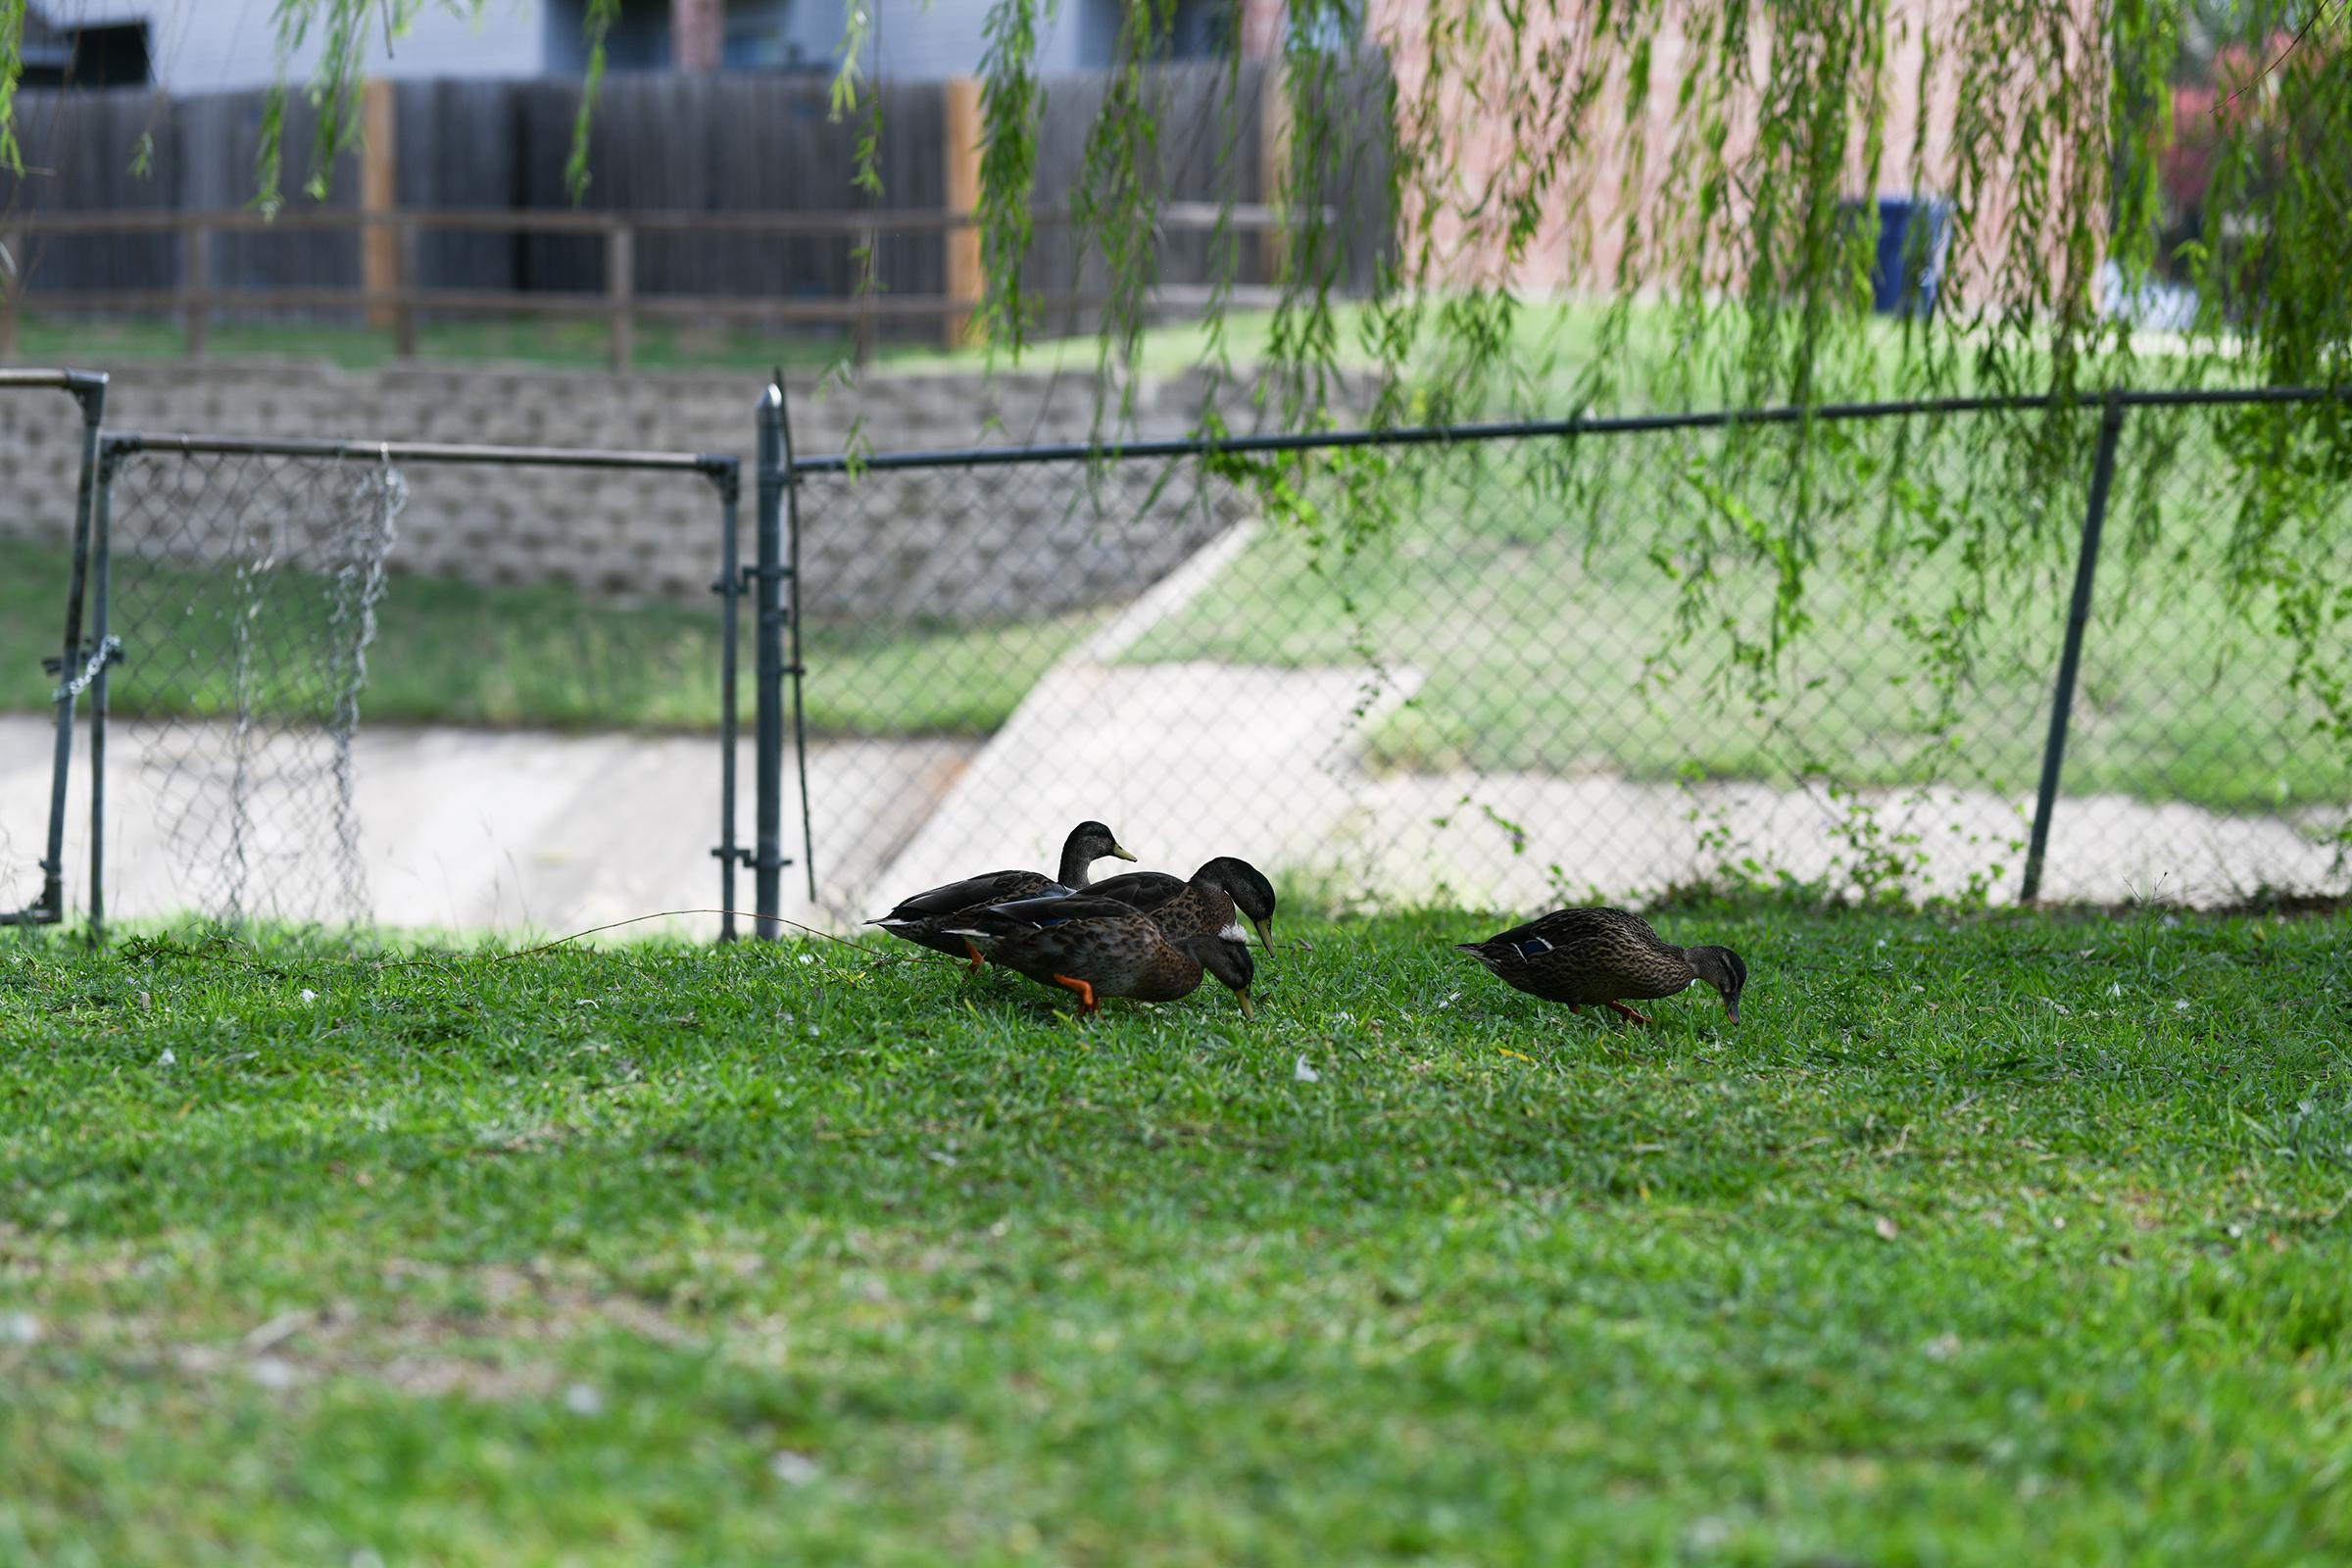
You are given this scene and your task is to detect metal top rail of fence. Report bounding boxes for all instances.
[0,368,110,393]
[788,384,2350,472]
[101,430,740,480]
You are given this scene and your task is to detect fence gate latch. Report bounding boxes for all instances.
[41,635,123,703]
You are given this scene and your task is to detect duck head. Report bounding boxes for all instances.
[1059,820,1138,885]
[1181,932,1256,1019]
[1687,945,1746,1022]
[1194,857,1278,952]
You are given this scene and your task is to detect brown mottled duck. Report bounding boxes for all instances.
[940,888,1256,1018]
[1457,906,1746,1025]
[1087,857,1278,952]
[867,820,1136,967]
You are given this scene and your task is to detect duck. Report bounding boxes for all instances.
[867,820,1136,967]
[940,892,1255,1018]
[1086,856,1278,952]
[1456,906,1745,1025]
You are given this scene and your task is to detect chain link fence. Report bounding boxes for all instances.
[17,378,2348,939]
[75,433,749,938]
[785,391,2352,921]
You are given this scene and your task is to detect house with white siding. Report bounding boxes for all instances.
[43,0,1270,93]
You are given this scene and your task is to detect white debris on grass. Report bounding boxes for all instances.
[770,1449,822,1486]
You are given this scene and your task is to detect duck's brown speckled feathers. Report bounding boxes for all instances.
[867,820,1135,963]
[943,892,1255,1017]
[1457,906,1746,1025]
[1089,857,1278,951]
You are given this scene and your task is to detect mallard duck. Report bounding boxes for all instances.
[1457,906,1746,1025]
[867,820,1136,967]
[1087,857,1278,951]
[940,892,1255,1018]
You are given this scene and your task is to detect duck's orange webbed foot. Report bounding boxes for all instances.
[962,939,987,974]
[1052,973,1099,1015]
[1604,1000,1654,1025]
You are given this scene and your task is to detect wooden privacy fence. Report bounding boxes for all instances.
[0,62,1394,370]
[0,201,1303,371]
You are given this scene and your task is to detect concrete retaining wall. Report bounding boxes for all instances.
[0,359,1313,621]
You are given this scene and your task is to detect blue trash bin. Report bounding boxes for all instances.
[1840,194,1952,317]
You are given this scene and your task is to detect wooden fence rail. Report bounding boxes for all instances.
[0,203,1312,371]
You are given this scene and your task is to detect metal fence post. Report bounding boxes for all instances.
[754,383,787,939]
[2020,393,2127,904]
[710,460,743,941]
[87,446,116,944]
[779,379,815,906]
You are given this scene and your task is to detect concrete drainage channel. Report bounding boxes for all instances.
[0,715,971,941]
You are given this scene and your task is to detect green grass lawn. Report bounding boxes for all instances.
[14,299,2227,410]
[12,309,1295,382]
[0,537,1094,739]
[5,297,2125,419]
[3,906,2349,1563]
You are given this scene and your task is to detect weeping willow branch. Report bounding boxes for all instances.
[975,0,1047,351]
[565,0,620,201]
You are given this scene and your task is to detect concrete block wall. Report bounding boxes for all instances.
[0,359,1339,622]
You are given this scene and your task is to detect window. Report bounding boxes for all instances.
[1166,0,1234,60]
[724,0,808,70]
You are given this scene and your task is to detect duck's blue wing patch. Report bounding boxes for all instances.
[1510,937,1554,959]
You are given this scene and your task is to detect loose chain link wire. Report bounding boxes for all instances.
[107,449,405,928]
[48,637,120,704]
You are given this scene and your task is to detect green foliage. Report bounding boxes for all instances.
[1071,0,1176,427]
[564,0,621,202]
[0,0,23,176]
[253,0,413,212]
[3,908,2351,1560]
[974,0,1046,350]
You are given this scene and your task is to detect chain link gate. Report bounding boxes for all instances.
[76,431,769,940]
[1,368,109,933]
